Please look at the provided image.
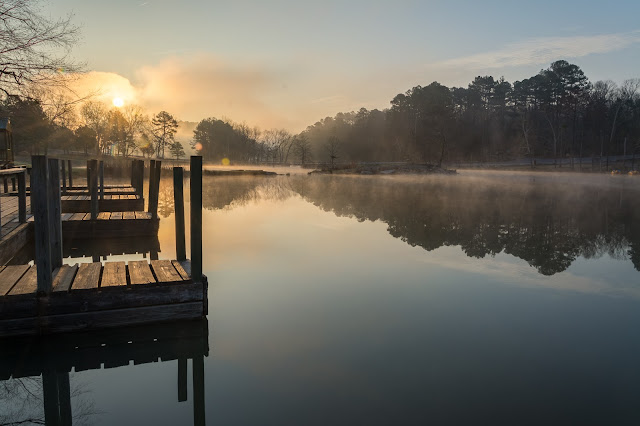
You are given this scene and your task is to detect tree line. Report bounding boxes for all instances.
[301,60,640,167]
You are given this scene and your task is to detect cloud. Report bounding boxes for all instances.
[432,30,640,70]
[135,53,292,128]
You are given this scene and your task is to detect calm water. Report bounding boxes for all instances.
[3,170,640,425]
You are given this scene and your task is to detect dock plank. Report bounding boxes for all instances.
[151,260,184,284]
[111,212,123,220]
[72,263,102,290]
[0,265,30,296]
[123,211,135,220]
[129,261,156,285]
[70,213,85,221]
[172,261,190,280]
[101,262,127,288]
[8,265,37,295]
[97,212,111,220]
[52,265,79,292]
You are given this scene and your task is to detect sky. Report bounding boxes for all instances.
[44,0,640,132]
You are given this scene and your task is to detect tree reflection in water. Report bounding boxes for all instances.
[157,173,640,276]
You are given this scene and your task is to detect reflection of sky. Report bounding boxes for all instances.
[41,175,640,424]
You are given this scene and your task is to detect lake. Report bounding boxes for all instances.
[2,170,640,425]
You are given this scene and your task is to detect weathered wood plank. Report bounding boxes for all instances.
[0,265,30,296]
[41,282,203,316]
[172,261,190,280]
[39,302,205,335]
[71,263,101,290]
[128,260,156,285]
[122,211,135,219]
[101,261,127,288]
[9,265,37,296]
[70,213,85,221]
[111,212,123,220]
[52,265,79,293]
[151,260,185,284]
[97,211,111,220]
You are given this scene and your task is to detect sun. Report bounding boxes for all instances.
[112,97,124,107]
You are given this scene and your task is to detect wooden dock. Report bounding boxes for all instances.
[0,156,205,338]
[0,259,206,336]
[60,193,144,212]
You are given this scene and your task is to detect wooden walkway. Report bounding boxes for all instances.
[61,193,144,212]
[0,259,207,337]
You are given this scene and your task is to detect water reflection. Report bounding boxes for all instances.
[157,172,640,276]
[0,319,208,425]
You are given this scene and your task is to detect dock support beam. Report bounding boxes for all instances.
[48,158,63,269]
[17,169,26,223]
[148,160,161,219]
[61,160,67,194]
[99,160,105,200]
[190,156,202,282]
[173,167,186,261]
[32,155,52,294]
[89,159,99,220]
[67,160,73,187]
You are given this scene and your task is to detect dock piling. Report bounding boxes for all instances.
[67,160,73,187]
[17,170,26,223]
[89,159,99,220]
[32,155,52,294]
[173,167,186,261]
[99,161,105,200]
[48,158,63,269]
[61,160,67,193]
[190,156,202,283]
[148,160,161,219]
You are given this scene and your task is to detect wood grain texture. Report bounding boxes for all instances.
[129,260,156,285]
[72,263,101,290]
[101,262,127,287]
[9,265,37,295]
[0,265,30,296]
[52,265,78,293]
[151,260,184,284]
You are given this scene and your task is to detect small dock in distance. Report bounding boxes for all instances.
[0,156,205,337]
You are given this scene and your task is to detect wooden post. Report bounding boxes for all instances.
[17,170,26,223]
[178,357,187,402]
[148,160,161,219]
[190,156,202,282]
[99,160,105,200]
[3,177,7,193]
[31,155,52,294]
[173,167,186,261]
[11,177,16,191]
[193,354,206,426]
[130,160,135,186]
[148,160,156,213]
[48,158,63,269]
[86,160,90,188]
[89,159,99,220]
[67,160,73,187]
[138,160,145,197]
[61,160,67,193]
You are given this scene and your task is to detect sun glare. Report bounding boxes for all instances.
[112,97,124,107]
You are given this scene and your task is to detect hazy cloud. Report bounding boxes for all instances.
[433,30,640,70]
